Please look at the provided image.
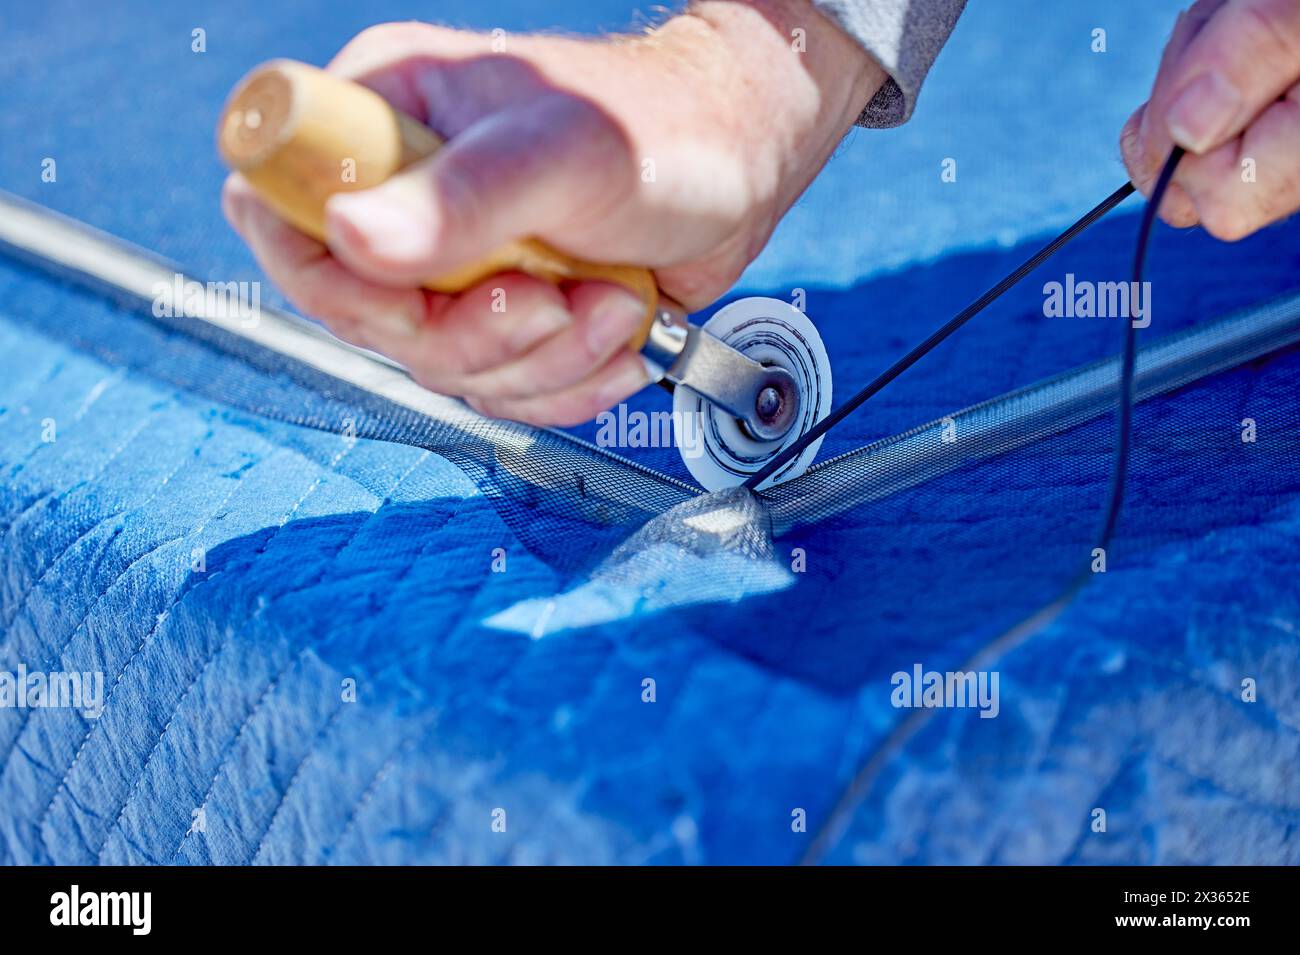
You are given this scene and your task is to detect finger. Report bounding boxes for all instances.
[1120,105,1201,226]
[228,174,586,391]
[467,348,650,428]
[222,174,427,351]
[454,282,648,401]
[324,22,485,121]
[396,274,574,393]
[1173,80,1300,240]
[1138,2,1226,154]
[325,22,449,115]
[1158,0,1300,155]
[326,23,544,136]
[322,94,632,287]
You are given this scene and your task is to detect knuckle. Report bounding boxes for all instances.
[533,407,579,428]
[547,394,602,428]
[339,22,414,58]
[410,364,460,399]
[477,271,552,311]
[429,324,487,379]
[514,409,554,427]
[463,396,493,418]
[1264,142,1300,203]
[1232,2,1300,70]
[425,340,473,378]
[1118,113,1158,190]
[550,94,625,157]
[330,22,454,76]
[431,153,484,237]
[537,93,634,205]
[220,177,246,228]
[1159,180,1201,226]
[1253,185,1299,229]
[659,269,718,310]
[288,282,337,319]
[1119,115,1143,164]
[1164,204,1202,228]
[1198,196,1254,240]
[318,314,369,350]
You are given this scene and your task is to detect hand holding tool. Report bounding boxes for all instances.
[218,60,832,489]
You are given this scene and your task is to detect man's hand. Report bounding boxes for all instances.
[223,3,883,426]
[1121,0,1300,241]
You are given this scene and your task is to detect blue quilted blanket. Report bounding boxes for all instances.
[1,0,1298,864]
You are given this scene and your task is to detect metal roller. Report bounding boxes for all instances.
[672,297,832,491]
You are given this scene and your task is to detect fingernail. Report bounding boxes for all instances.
[598,356,650,407]
[1165,71,1242,153]
[508,304,571,352]
[586,290,648,356]
[327,191,431,264]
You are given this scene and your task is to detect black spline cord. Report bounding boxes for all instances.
[798,149,1186,866]
[745,181,1136,490]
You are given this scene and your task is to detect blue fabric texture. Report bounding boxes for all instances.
[1,0,1299,864]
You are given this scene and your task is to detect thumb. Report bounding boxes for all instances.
[323,93,633,287]
[1158,0,1300,155]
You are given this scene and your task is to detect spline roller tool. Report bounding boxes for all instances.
[218,61,832,490]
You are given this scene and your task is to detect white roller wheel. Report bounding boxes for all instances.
[674,297,832,492]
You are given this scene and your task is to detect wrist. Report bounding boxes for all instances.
[674,1,886,213]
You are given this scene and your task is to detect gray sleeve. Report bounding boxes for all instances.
[813,0,966,127]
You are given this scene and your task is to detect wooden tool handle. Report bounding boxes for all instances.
[217,59,659,341]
